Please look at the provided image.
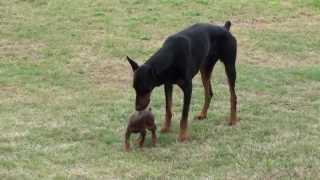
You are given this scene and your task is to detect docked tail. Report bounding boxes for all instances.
[224,21,231,31]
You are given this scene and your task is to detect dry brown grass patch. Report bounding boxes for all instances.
[89,57,131,90]
[234,12,320,68]
[0,39,46,62]
[237,49,320,69]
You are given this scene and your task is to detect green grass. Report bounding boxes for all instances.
[1,0,320,179]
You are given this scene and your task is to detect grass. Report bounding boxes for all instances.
[1,0,320,179]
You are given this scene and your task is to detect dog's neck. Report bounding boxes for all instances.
[146,48,174,86]
[150,66,162,87]
[139,64,162,87]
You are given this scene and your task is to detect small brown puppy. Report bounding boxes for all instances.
[125,108,156,151]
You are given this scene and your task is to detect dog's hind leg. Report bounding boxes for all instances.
[161,83,173,132]
[139,130,146,148]
[224,63,237,126]
[221,35,238,126]
[196,61,217,120]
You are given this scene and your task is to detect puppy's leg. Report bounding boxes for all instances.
[177,81,192,142]
[161,83,173,132]
[139,130,146,148]
[124,130,131,152]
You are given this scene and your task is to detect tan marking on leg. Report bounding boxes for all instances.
[196,69,213,120]
[178,117,188,142]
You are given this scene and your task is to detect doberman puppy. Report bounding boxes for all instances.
[125,108,156,151]
[127,21,237,142]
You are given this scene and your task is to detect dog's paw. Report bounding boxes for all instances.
[177,136,188,143]
[228,121,236,126]
[228,118,238,126]
[195,113,207,120]
[160,126,170,133]
[177,132,188,143]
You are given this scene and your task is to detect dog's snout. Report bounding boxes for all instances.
[135,94,150,111]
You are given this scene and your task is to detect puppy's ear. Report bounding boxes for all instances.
[224,21,231,31]
[126,56,139,71]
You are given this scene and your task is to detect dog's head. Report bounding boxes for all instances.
[127,56,155,111]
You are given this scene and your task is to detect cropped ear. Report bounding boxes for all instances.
[126,56,139,71]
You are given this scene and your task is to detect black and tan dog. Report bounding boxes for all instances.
[127,21,237,142]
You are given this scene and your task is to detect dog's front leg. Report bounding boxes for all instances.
[161,83,173,132]
[178,81,192,142]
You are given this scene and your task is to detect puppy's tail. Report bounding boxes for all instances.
[224,21,231,31]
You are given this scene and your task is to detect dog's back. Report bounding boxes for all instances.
[145,22,236,82]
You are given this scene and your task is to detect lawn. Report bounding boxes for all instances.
[0,0,320,179]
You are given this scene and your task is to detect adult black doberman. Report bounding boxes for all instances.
[127,21,237,142]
